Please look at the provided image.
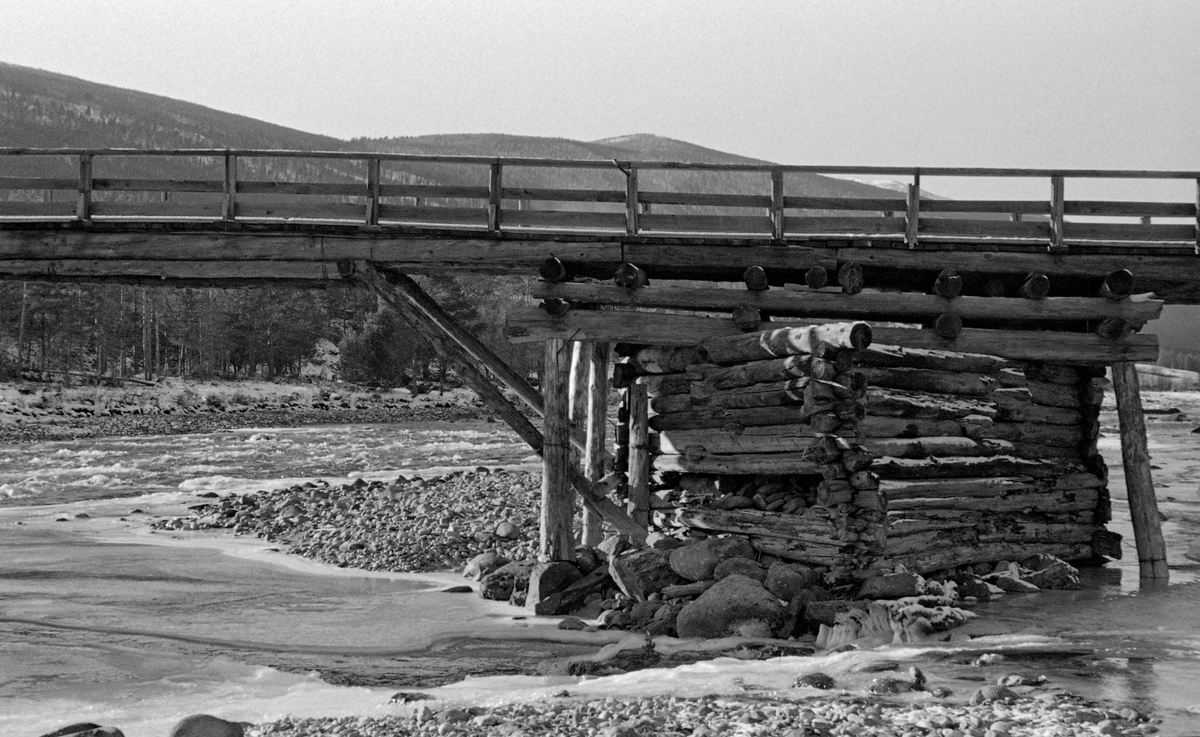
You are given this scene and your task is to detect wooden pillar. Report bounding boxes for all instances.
[1111,361,1169,579]
[569,341,600,546]
[583,342,611,546]
[627,381,651,529]
[542,338,576,562]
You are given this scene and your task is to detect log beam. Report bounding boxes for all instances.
[1111,361,1169,578]
[627,382,651,529]
[542,339,575,561]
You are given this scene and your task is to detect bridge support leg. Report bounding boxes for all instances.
[1111,361,1169,579]
[543,338,576,561]
[572,341,611,547]
[354,263,646,551]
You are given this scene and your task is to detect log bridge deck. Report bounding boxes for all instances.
[0,148,1181,578]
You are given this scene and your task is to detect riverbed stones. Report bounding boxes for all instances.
[712,556,766,582]
[479,561,535,601]
[970,684,1019,705]
[168,714,243,737]
[858,571,924,599]
[37,725,124,737]
[609,548,685,601]
[675,574,785,639]
[463,549,509,580]
[526,561,582,612]
[668,537,756,582]
[1021,553,1082,589]
[764,562,819,602]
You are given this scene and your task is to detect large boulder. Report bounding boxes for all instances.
[713,557,766,583]
[765,562,820,601]
[39,725,124,737]
[609,548,685,601]
[168,715,244,737]
[804,599,869,629]
[675,574,786,639]
[479,560,535,601]
[669,537,756,582]
[859,571,923,600]
[1021,554,1081,590]
[462,549,509,580]
[525,561,582,612]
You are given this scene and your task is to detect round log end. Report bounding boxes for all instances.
[613,262,648,289]
[732,304,763,331]
[538,256,570,282]
[933,312,964,340]
[805,266,829,290]
[848,321,873,350]
[838,262,864,295]
[743,265,770,292]
[1100,269,1135,300]
[541,299,571,317]
[933,268,964,300]
[1021,273,1051,300]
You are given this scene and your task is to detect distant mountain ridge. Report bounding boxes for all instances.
[1,61,1196,363]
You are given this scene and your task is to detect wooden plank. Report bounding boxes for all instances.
[500,210,626,231]
[235,202,366,221]
[233,181,366,196]
[89,202,222,218]
[627,382,650,529]
[222,153,236,221]
[1050,175,1065,251]
[0,177,78,190]
[488,162,502,233]
[0,258,343,282]
[624,243,837,271]
[657,427,820,455]
[582,342,609,546]
[1111,361,1168,577]
[1065,222,1194,243]
[784,215,905,235]
[91,178,225,193]
[1065,200,1194,218]
[504,306,1160,362]
[921,199,1049,215]
[0,202,77,217]
[376,204,487,225]
[771,169,784,240]
[542,338,576,561]
[648,405,812,432]
[625,166,639,236]
[919,218,1050,240]
[639,190,771,208]
[783,196,907,211]
[531,282,1163,326]
[652,452,826,475]
[640,213,773,234]
[905,174,920,247]
[379,183,490,199]
[502,186,626,204]
[366,158,380,226]
[835,246,1200,282]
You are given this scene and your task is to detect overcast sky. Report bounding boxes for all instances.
[2,1,1197,199]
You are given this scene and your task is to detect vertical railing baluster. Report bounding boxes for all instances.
[625,164,639,236]
[771,168,785,241]
[1049,175,1065,252]
[366,157,381,226]
[1194,178,1199,256]
[76,153,93,222]
[223,152,237,222]
[488,161,503,233]
[905,171,920,248]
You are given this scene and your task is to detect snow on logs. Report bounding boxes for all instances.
[624,322,1115,578]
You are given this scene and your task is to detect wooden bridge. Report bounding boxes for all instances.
[1,147,1185,578]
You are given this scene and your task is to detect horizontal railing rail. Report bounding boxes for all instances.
[0,148,1197,254]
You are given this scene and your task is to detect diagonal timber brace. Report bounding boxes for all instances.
[355,262,646,545]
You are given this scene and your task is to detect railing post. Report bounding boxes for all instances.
[488,161,502,234]
[366,157,381,226]
[1049,175,1066,252]
[771,168,785,241]
[904,171,920,248]
[76,153,93,222]
[1194,178,1199,256]
[223,152,238,222]
[624,164,639,236]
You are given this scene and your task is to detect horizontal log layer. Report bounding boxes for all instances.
[652,453,828,476]
[657,506,843,542]
[532,281,1163,326]
[873,542,1094,575]
[647,405,814,432]
[505,307,1159,363]
[871,455,1069,479]
[656,427,823,456]
[0,258,345,287]
[880,474,1103,501]
[866,387,998,420]
[886,488,1099,513]
[857,344,1010,373]
[700,323,872,364]
[855,366,998,396]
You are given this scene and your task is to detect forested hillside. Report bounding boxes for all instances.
[1,61,1196,384]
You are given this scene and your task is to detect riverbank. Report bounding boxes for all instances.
[0,378,491,443]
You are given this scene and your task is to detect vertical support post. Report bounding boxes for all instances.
[625,164,639,236]
[1111,361,1169,579]
[771,168,785,241]
[1050,175,1065,252]
[223,152,238,222]
[541,338,576,561]
[583,342,611,546]
[488,161,502,233]
[904,171,920,248]
[627,381,650,530]
[76,153,93,222]
[365,157,381,226]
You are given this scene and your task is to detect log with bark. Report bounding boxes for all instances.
[700,323,871,364]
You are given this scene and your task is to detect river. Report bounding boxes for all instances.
[1,405,1199,736]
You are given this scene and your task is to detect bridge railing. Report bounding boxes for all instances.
[1,148,1198,253]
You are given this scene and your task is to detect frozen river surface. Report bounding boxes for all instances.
[2,410,1200,736]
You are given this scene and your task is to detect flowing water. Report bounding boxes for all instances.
[1,408,1199,736]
